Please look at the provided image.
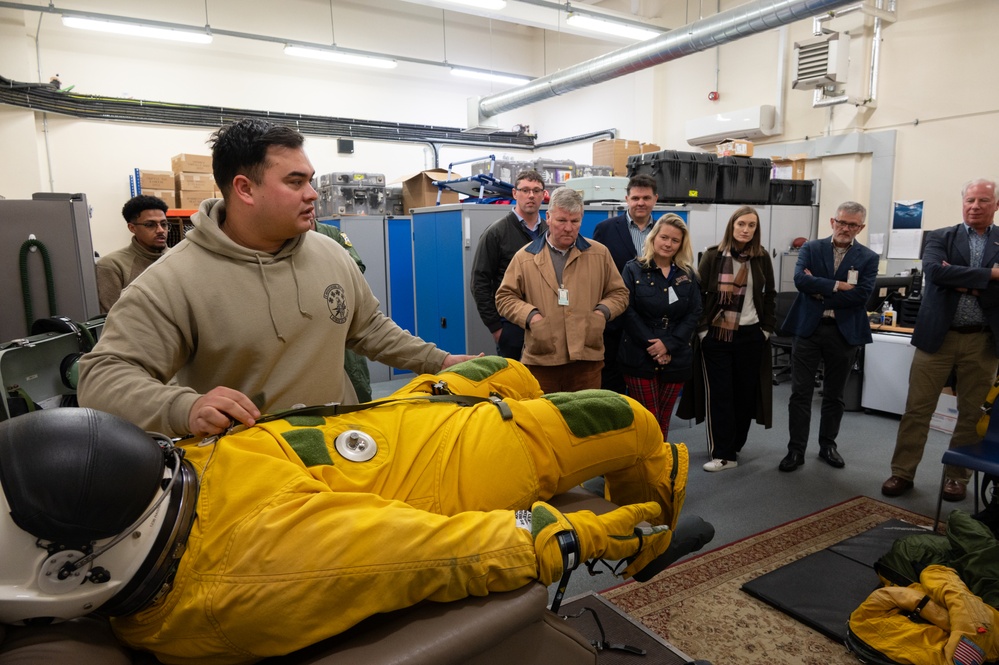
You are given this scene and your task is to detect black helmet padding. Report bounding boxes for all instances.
[0,408,165,546]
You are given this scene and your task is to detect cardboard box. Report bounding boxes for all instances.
[592,139,661,176]
[771,153,807,180]
[177,190,214,209]
[141,189,177,208]
[175,172,217,190]
[138,170,175,191]
[929,391,958,434]
[398,170,459,212]
[171,153,213,174]
[715,139,754,157]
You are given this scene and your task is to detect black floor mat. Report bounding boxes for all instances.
[740,519,929,643]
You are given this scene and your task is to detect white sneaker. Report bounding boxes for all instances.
[703,458,737,472]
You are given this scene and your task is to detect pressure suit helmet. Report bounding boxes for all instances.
[0,408,198,624]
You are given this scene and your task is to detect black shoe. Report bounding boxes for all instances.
[779,451,804,472]
[819,446,845,468]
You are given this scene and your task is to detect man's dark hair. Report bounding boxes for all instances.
[514,170,545,188]
[121,195,169,224]
[209,118,305,198]
[627,174,658,197]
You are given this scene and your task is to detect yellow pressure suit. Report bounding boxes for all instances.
[113,357,687,664]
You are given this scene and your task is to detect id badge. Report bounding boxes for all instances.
[847,269,858,285]
[558,288,569,306]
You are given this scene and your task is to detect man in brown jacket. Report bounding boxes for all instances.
[496,187,629,393]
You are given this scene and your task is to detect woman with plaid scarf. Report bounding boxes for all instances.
[677,206,776,472]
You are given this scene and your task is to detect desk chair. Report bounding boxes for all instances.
[933,411,999,531]
[771,291,797,385]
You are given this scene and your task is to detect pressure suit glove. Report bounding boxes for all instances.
[528,501,670,585]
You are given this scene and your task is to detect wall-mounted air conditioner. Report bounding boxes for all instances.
[684,104,778,148]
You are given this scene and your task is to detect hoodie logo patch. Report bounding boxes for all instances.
[324,284,349,324]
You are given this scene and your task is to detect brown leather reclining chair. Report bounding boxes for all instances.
[0,488,619,665]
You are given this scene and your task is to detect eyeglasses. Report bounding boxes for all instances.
[515,187,545,196]
[832,219,864,231]
[133,221,171,230]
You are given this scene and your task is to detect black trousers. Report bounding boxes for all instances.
[787,321,858,454]
[496,320,525,360]
[701,324,765,461]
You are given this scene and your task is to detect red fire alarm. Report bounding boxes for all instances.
[708,91,720,101]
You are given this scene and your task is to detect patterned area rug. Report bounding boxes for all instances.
[601,496,933,665]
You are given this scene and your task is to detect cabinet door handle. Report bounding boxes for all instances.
[440,317,447,329]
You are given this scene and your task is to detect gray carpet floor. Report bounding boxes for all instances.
[371,373,963,599]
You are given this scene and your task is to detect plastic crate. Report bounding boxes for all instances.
[471,159,531,183]
[626,150,718,204]
[573,164,615,178]
[316,185,385,217]
[532,159,576,186]
[716,156,772,205]
[769,179,814,206]
[318,172,385,187]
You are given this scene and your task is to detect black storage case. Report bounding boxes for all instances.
[716,156,772,204]
[769,179,814,206]
[626,150,717,204]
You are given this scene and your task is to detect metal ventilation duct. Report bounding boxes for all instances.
[476,0,860,120]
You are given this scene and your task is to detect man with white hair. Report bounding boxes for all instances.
[883,178,999,500]
[496,186,629,393]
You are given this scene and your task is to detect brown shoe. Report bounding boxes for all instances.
[881,475,914,497]
[942,479,967,502]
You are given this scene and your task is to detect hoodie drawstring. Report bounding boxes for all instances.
[253,253,312,343]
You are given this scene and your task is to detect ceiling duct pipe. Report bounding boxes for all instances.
[474,0,860,123]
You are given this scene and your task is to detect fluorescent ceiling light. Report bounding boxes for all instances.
[451,67,530,86]
[284,45,398,69]
[62,15,213,44]
[438,0,507,9]
[565,13,661,41]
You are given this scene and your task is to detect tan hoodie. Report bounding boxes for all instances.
[79,199,446,437]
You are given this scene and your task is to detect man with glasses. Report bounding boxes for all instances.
[778,201,878,472]
[593,174,660,392]
[95,194,171,313]
[883,179,999,500]
[471,170,548,359]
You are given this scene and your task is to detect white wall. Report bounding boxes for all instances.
[654,0,999,242]
[0,1,643,254]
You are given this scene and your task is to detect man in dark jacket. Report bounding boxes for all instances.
[592,174,659,392]
[778,201,878,472]
[470,170,547,359]
[882,179,999,500]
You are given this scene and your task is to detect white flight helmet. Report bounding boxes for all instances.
[0,408,198,624]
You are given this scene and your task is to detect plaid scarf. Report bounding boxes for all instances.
[710,249,750,342]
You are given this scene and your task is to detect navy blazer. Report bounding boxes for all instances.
[593,214,639,273]
[782,237,879,347]
[912,224,999,355]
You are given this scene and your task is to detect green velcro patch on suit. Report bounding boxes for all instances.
[285,415,326,427]
[531,503,560,540]
[543,390,634,438]
[444,356,509,381]
[281,428,334,467]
